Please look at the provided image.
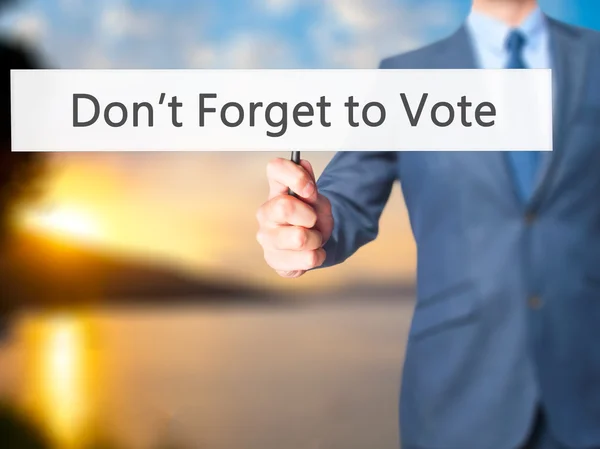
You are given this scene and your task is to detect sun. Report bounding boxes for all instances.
[22,207,103,243]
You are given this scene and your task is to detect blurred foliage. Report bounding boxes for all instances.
[0,37,47,246]
[0,0,47,327]
[0,402,52,449]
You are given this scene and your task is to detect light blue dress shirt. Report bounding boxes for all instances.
[466,6,551,70]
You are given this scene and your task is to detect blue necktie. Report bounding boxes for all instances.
[505,29,541,201]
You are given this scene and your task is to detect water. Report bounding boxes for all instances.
[0,298,414,449]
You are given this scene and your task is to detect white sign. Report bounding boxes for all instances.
[11,69,553,152]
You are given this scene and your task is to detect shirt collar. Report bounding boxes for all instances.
[467,6,547,56]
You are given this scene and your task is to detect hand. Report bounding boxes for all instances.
[256,157,334,278]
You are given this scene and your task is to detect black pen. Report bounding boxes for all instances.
[288,150,301,198]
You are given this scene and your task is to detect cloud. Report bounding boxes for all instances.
[185,33,297,69]
[58,0,82,13]
[9,11,47,45]
[0,0,463,71]
[185,45,218,68]
[327,0,389,30]
[261,0,298,15]
[257,0,464,68]
[221,33,296,68]
[100,3,161,40]
[80,48,115,69]
[307,0,463,68]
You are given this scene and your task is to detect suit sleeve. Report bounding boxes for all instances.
[317,151,398,268]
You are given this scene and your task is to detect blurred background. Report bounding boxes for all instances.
[0,1,599,448]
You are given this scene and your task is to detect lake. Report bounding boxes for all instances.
[0,298,414,449]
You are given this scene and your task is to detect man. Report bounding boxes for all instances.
[256,0,600,448]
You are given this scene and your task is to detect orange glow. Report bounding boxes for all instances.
[21,207,103,244]
[24,314,94,449]
[13,154,415,287]
[43,317,85,446]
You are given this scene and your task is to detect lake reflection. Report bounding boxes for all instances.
[0,299,413,449]
[37,316,88,446]
[17,314,96,448]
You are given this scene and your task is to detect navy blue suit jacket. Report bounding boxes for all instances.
[318,18,600,449]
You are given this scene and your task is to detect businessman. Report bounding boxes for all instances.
[256,0,600,448]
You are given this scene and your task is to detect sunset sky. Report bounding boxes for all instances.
[18,153,417,289]
[2,0,599,289]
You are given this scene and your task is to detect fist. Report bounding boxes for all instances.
[256,157,334,278]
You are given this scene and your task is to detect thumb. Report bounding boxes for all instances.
[298,159,319,205]
[300,159,316,183]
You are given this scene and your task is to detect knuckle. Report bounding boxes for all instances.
[255,230,265,247]
[256,205,266,223]
[294,170,307,188]
[274,196,294,219]
[263,250,278,269]
[306,250,319,268]
[291,228,307,249]
[311,230,323,248]
[307,210,318,228]
[266,157,285,177]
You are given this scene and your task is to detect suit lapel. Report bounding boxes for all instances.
[431,22,586,210]
[445,26,526,210]
[436,26,479,69]
[529,18,587,209]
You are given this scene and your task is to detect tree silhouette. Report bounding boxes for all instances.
[0,403,52,449]
[0,0,46,333]
[0,37,45,245]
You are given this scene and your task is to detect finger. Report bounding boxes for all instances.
[300,159,316,183]
[312,195,334,242]
[264,248,326,272]
[313,193,333,222]
[275,269,306,279]
[261,195,318,227]
[299,159,322,207]
[258,226,323,251]
[266,157,316,201]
